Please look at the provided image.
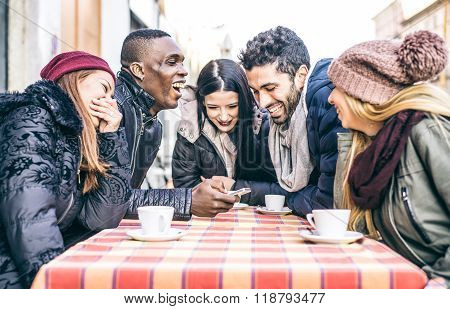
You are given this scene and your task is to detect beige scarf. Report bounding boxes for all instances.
[202,119,237,178]
[268,88,313,192]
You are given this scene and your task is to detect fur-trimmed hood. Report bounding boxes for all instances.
[0,79,82,134]
[177,86,263,143]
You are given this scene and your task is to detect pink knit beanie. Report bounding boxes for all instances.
[328,30,448,105]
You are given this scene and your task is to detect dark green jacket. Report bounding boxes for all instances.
[335,116,450,287]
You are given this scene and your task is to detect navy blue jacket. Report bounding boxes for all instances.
[287,59,347,215]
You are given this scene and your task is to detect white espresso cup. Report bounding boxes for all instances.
[306,209,350,237]
[265,195,286,211]
[137,206,174,236]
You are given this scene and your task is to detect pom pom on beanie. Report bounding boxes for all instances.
[397,30,448,83]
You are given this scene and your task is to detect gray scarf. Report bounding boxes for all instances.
[268,86,313,192]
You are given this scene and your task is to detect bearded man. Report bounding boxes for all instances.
[238,26,347,215]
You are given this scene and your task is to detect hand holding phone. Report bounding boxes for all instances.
[227,188,251,197]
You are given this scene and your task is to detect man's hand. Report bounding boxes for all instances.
[211,176,235,191]
[191,179,236,217]
[200,176,227,193]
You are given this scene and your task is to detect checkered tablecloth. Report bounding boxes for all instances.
[31,208,429,289]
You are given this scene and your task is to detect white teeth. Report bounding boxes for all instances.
[172,82,185,89]
[271,107,280,113]
[268,104,282,114]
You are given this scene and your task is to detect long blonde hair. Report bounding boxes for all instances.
[58,70,109,193]
[339,83,450,238]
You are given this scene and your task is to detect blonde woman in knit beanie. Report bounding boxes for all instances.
[327,31,450,286]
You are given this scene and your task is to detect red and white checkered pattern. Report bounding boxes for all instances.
[32,208,429,289]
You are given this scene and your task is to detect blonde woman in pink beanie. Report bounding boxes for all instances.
[328,31,450,286]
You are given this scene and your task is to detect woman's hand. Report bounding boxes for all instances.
[89,98,122,133]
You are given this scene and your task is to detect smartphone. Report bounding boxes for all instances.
[227,188,251,197]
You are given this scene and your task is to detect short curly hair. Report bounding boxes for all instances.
[238,26,310,79]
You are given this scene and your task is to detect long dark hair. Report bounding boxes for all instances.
[196,59,257,178]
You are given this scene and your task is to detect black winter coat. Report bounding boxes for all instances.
[0,80,131,288]
[115,71,192,221]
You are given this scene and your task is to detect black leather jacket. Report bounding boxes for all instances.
[114,71,162,188]
[114,71,192,221]
[0,80,131,288]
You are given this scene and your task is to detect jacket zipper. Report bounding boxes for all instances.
[142,116,156,129]
[130,108,143,173]
[386,191,427,266]
[401,187,432,244]
[130,109,157,173]
[57,136,82,225]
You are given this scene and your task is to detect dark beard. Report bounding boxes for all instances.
[286,83,302,120]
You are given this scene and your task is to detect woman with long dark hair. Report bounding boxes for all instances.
[172,59,283,205]
[0,51,131,288]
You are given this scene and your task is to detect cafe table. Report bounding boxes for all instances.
[31,207,432,289]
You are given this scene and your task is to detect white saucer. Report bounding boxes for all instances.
[256,206,292,215]
[127,228,187,242]
[299,230,363,244]
[233,202,250,209]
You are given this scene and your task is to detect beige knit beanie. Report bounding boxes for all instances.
[328,30,448,105]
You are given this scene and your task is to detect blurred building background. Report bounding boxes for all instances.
[373,0,449,90]
[2,0,166,91]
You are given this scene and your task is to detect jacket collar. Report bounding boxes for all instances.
[116,70,156,118]
[304,58,332,110]
[0,80,83,134]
